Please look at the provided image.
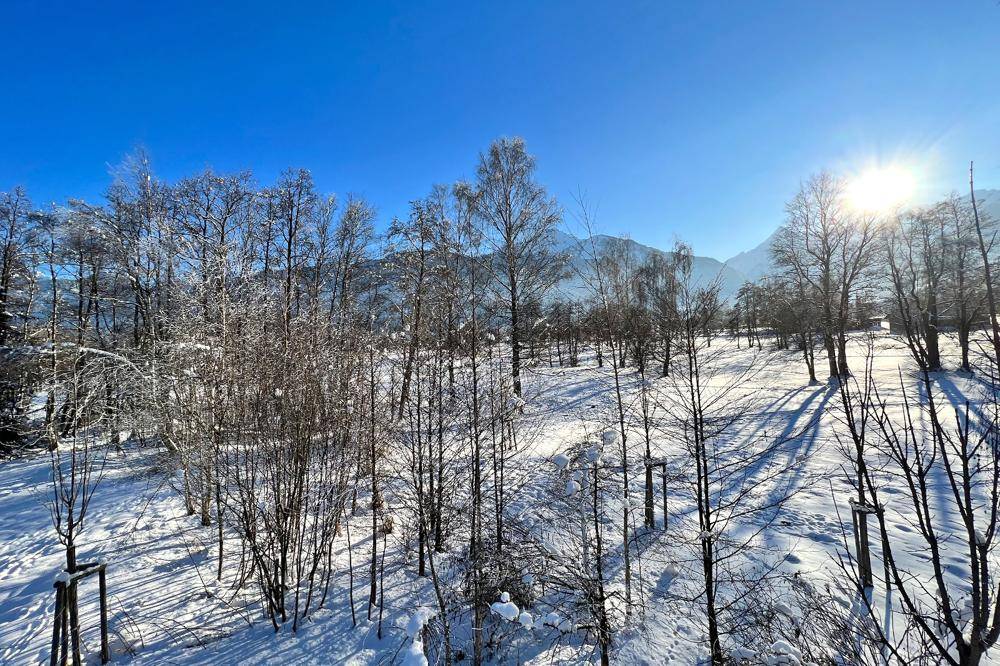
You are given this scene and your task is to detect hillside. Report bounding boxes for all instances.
[722,228,780,284]
[547,229,749,302]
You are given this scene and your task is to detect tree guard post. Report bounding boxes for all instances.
[647,459,669,530]
[850,498,877,590]
[644,461,654,528]
[49,562,111,665]
[660,464,668,530]
[50,581,65,666]
[98,565,110,664]
[68,580,82,666]
[580,462,591,576]
[60,588,69,666]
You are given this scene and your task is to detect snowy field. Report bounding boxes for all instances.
[0,332,994,665]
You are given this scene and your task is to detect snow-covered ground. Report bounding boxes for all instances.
[0,332,994,664]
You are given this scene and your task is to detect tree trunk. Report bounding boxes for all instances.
[703,538,723,665]
[925,289,941,370]
[824,331,838,377]
[510,276,522,397]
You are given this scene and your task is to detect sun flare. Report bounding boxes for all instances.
[846,165,916,213]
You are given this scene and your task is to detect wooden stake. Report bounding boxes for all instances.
[851,500,875,589]
[60,589,68,666]
[98,566,110,664]
[68,581,82,665]
[660,464,668,530]
[50,583,65,666]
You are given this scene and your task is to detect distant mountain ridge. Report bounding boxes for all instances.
[546,229,748,301]
[722,228,780,284]
[550,189,1000,301]
[719,189,1000,284]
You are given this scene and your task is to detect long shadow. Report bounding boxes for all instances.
[729,384,836,546]
[527,369,615,416]
[932,372,1000,565]
[933,371,991,426]
[733,383,834,498]
[731,383,816,445]
[586,384,836,595]
[911,375,966,565]
[617,383,835,544]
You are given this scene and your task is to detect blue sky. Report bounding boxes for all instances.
[3,1,999,259]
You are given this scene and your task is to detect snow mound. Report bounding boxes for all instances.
[402,639,428,666]
[405,606,436,639]
[766,640,802,665]
[490,593,520,622]
[658,563,680,593]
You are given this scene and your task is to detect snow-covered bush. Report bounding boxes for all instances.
[490,592,520,622]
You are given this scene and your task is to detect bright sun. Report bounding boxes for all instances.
[846,165,916,213]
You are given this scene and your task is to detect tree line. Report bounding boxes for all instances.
[4,141,1000,664]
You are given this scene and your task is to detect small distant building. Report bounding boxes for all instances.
[871,310,992,337]
[865,315,891,333]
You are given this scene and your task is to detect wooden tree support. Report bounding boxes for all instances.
[50,562,110,666]
[850,499,878,590]
[646,460,670,530]
[661,464,668,530]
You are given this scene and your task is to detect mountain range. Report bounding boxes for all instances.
[548,189,1000,302]
[547,230,749,302]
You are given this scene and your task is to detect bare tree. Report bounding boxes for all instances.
[473,137,563,397]
[772,173,880,379]
[0,187,38,346]
[575,217,638,617]
[836,345,1000,665]
[657,241,806,664]
[940,194,986,373]
[0,188,41,451]
[969,164,1000,372]
[885,207,949,371]
[390,199,434,419]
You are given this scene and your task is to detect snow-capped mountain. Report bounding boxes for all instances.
[720,189,1000,285]
[546,229,749,302]
[387,190,1000,307]
[972,188,1000,219]
[722,228,780,285]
